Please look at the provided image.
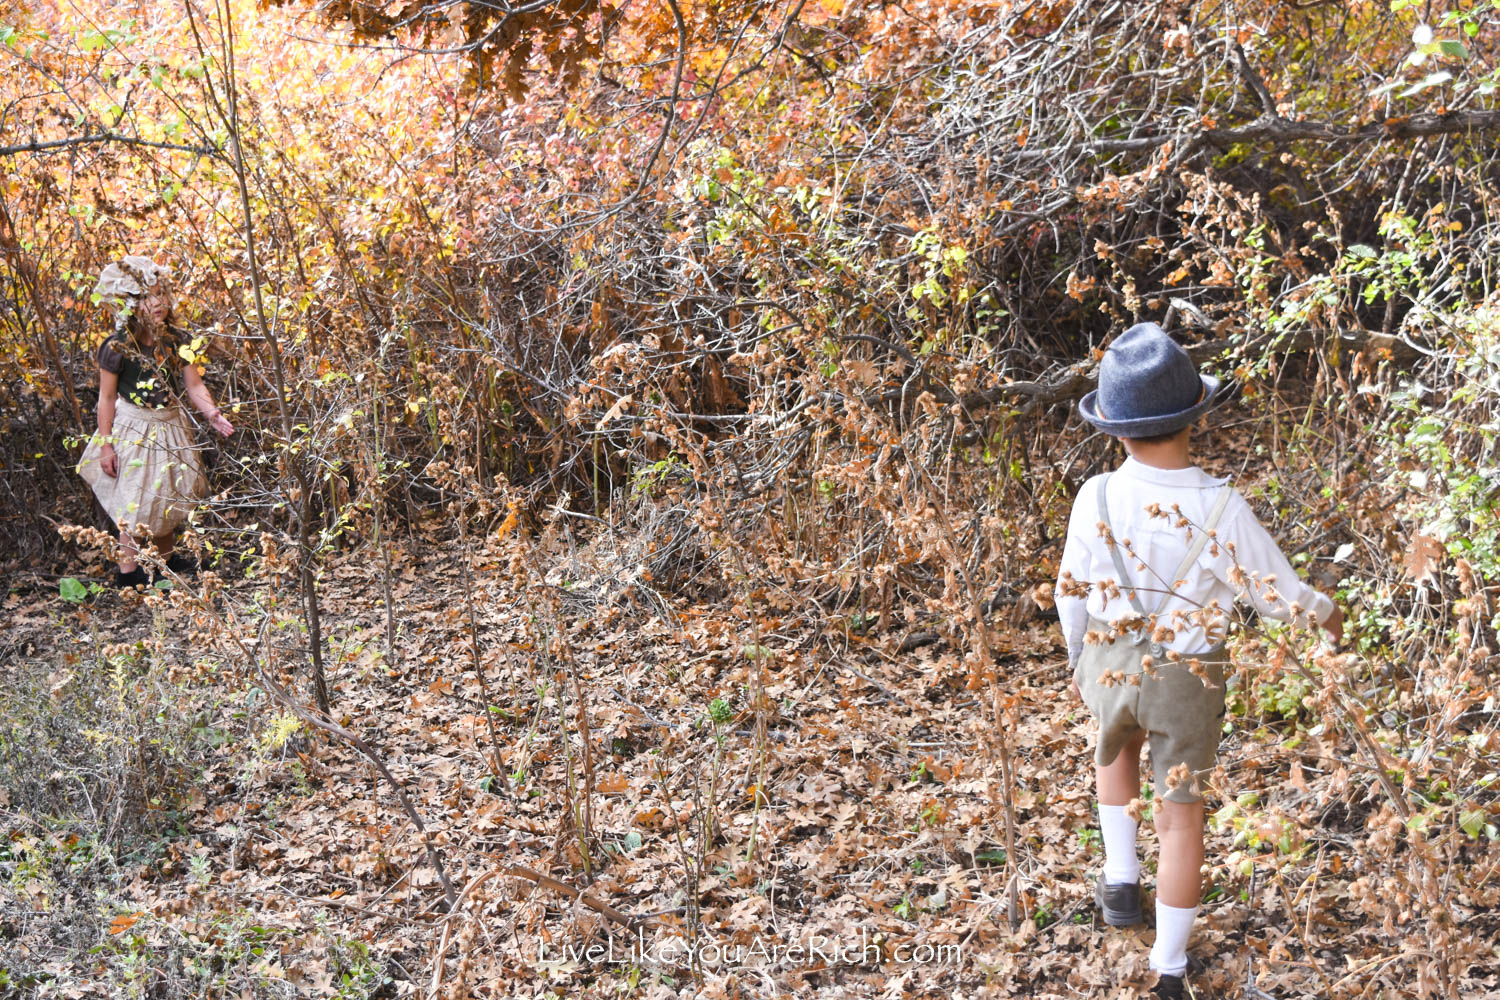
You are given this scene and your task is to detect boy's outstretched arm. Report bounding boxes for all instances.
[1213,497,1342,644]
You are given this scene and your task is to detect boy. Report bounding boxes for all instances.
[1054,322,1342,999]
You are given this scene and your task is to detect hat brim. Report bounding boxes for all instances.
[1079,374,1222,438]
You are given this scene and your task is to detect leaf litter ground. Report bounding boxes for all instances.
[5,537,1500,1000]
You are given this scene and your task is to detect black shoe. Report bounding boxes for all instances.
[1095,878,1144,926]
[115,567,150,589]
[1153,973,1185,1000]
[164,553,199,577]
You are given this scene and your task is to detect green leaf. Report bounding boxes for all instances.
[622,831,643,853]
[1347,244,1379,259]
[59,577,88,603]
[0,25,15,46]
[1460,807,1486,838]
[1438,40,1470,59]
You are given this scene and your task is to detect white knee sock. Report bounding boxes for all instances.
[1149,901,1198,975]
[1098,804,1140,884]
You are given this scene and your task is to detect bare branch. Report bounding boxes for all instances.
[1087,108,1500,158]
[0,130,219,158]
[1234,42,1279,116]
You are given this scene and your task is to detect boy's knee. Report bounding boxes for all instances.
[1153,799,1204,836]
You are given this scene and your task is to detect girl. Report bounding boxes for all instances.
[76,256,234,587]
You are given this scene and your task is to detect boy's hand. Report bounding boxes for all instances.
[1322,605,1344,647]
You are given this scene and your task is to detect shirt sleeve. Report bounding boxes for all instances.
[1055,484,1094,666]
[1211,494,1336,627]
[97,337,126,375]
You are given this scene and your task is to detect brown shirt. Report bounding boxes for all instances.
[98,335,182,409]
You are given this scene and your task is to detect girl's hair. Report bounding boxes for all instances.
[117,287,184,360]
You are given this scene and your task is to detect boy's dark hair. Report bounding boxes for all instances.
[1122,425,1191,446]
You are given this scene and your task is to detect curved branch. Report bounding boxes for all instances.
[1084,108,1500,159]
[0,130,219,158]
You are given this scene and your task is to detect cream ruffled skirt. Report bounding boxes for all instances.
[77,399,208,535]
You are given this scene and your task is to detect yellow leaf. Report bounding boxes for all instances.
[496,502,520,540]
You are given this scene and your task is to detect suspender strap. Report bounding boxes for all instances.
[1165,483,1234,611]
[1096,473,1235,648]
[1096,474,1149,619]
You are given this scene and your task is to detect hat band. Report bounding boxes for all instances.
[1096,383,1204,423]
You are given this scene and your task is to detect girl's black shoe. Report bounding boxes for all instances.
[115,567,151,588]
[164,553,199,577]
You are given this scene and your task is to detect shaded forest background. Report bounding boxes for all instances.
[4,0,1500,997]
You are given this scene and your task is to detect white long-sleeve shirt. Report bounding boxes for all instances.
[1054,457,1336,664]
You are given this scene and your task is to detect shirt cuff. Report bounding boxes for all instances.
[1307,590,1337,628]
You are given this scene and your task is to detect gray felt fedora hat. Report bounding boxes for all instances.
[1078,322,1220,438]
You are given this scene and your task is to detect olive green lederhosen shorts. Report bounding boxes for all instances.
[1074,617,1229,804]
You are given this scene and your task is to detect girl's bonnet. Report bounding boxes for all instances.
[93,256,172,333]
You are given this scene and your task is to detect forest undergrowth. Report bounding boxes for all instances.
[5,0,1500,997]
[6,351,1500,999]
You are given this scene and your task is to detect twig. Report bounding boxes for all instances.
[0,131,218,157]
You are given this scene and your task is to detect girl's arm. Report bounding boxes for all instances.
[182,364,234,436]
[97,368,119,478]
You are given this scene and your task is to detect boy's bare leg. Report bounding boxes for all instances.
[1097,730,1146,805]
[1153,799,1204,908]
[1096,730,1147,890]
[1150,797,1204,978]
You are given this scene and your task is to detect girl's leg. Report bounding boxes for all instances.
[118,529,140,574]
[1096,730,1146,885]
[152,531,175,561]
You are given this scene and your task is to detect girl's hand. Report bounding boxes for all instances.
[100,443,119,478]
[209,411,234,437]
[1322,605,1344,648]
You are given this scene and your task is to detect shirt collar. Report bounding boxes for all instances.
[1117,456,1227,488]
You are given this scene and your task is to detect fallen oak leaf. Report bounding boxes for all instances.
[1403,532,1444,587]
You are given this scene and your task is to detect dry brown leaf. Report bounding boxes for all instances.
[1403,532,1444,586]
